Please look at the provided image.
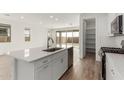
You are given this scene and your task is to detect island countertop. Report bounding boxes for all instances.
[6,47,70,62]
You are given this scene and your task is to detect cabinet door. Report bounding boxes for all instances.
[52,59,62,80]
[52,55,68,80]
[60,55,68,74]
[35,63,52,80]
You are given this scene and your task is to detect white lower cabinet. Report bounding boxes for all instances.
[62,55,68,73]
[35,63,52,80]
[52,59,62,80]
[34,50,68,80]
[15,50,68,80]
[51,54,68,80]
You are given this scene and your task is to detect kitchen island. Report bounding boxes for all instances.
[7,47,69,80]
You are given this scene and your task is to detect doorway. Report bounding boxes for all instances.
[83,18,96,57]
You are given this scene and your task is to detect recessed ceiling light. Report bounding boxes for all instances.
[20,16,24,19]
[50,16,54,19]
[55,18,59,21]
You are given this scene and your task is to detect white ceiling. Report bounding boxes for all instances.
[0,13,80,28]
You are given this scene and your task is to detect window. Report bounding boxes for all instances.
[73,31,79,48]
[0,23,11,42]
[67,32,73,47]
[24,27,31,42]
[56,30,79,48]
[56,32,61,47]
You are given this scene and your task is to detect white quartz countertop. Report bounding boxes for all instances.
[106,53,124,79]
[6,47,69,62]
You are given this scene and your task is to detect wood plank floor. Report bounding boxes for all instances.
[0,56,12,80]
[60,52,101,80]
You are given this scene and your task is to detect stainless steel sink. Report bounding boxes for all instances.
[43,47,62,52]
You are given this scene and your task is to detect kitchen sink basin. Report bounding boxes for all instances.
[43,47,63,52]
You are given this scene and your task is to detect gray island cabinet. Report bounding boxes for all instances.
[9,47,68,80]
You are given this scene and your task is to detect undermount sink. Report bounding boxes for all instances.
[43,47,63,52]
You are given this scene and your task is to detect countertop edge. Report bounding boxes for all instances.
[7,47,70,63]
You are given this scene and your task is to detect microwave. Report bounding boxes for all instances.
[111,15,123,35]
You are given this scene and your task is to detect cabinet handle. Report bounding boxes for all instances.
[43,65,48,69]
[42,60,48,63]
[61,59,63,63]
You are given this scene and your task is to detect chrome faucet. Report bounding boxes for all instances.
[47,36,54,48]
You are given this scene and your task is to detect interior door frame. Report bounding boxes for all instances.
[81,17,96,58]
[83,20,86,57]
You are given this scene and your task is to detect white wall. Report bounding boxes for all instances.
[80,13,116,61]
[0,17,48,53]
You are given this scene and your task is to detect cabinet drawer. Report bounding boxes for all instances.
[34,50,67,70]
[34,63,52,80]
[34,57,50,70]
[51,54,68,80]
[51,50,67,61]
